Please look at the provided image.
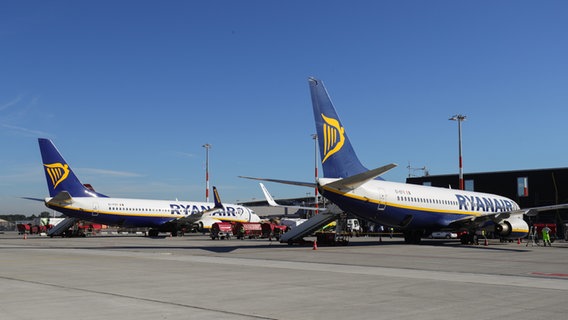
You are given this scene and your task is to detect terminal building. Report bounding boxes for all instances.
[406,167,568,237]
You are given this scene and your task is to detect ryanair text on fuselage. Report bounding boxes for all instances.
[455,194,514,212]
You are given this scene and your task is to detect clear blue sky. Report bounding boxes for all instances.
[2,1,567,215]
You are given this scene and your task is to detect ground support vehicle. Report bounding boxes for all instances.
[315,231,350,246]
[17,224,30,234]
[261,222,288,240]
[233,222,262,239]
[210,222,233,240]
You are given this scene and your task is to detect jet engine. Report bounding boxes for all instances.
[494,217,529,239]
[193,216,220,232]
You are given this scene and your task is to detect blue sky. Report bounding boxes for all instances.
[1,1,567,215]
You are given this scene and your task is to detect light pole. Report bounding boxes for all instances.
[449,114,466,190]
[312,134,319,215]
[202,143,212,202]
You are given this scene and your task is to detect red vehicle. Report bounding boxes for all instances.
[261,222,288,240]
[78,223,103,234]
[17,224,30,235]
[210,222,233,240]
[233,222,263,239]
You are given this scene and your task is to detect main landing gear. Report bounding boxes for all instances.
[403,230,423,244]
[460,231,479,245]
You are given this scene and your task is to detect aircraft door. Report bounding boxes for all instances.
[377,188,386,211]
[92,203,99,216]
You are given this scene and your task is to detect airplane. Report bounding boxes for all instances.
[243,77,568,244]
[37,138,261,236]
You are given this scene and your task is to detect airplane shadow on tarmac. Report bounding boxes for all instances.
[5,233,565,253]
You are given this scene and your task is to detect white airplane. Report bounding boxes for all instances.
[244,77,568,244]
[37,138,260,236]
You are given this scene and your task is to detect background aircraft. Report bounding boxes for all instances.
[37,138,260,236]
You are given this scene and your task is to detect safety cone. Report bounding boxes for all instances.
[517,238,521,245]
[23,233,27,240]
[484,238,488,246]
[313,239,318,250]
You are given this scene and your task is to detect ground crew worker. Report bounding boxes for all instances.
[542,226,552,246]
[389,227,394,239]
[239,225,245,240]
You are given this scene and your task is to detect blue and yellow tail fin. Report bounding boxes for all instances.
[309,77,375,179]
[38,138,108,198]
[212,186,224,209]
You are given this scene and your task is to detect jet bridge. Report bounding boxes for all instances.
[279,212,340,244]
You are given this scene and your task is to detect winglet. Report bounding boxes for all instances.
[259,183,281,207]
[258,183,326,211]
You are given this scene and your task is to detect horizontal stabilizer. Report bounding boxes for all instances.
[323,163,397,191]
[47,191,73,205]
[239,176,316,188]
[21,197,44,202]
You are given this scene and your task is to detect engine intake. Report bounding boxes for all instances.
[495,218,529,239]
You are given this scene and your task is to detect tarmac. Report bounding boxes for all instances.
[1,231,567,320]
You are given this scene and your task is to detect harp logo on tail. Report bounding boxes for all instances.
[44,163,70,189]
[321,113,345,163]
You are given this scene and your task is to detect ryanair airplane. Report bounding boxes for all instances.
[248,78,568,244]
[38,138,260,236]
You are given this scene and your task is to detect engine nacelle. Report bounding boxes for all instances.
[193,216,219,232]
[494,217,529,239]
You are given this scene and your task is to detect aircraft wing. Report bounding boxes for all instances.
[323,163,398,191]
[449,202,568,228]
[522,203,568,217]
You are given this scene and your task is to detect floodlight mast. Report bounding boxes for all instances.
[449,114,466,190]
[202,143,212,202]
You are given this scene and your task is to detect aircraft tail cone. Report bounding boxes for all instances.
[313,239,318,250]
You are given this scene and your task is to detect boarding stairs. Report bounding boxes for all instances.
[47,217,79,237]
[279,212,340,244]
